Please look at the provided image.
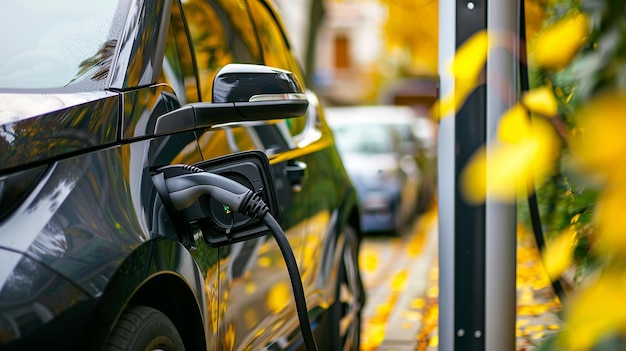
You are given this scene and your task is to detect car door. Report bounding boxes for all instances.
[247,0,352,310]
[178,0,310,349]
[117,1,222,348]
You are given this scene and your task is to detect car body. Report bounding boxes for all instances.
[325,105,429,235]
[409,110,438,213]
[0,0,365,350]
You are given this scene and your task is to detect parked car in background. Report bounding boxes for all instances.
[397,106,438,213]
[0,0,365,350]
[325,105,434,235]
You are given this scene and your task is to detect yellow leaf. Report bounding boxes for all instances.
[433,76,477,119]
[428,335,439,347]
[245,281,256,295]
[411,298,426,309]
[594,186,626,254]
[522,86,559,117]
[426,285,438,298]
[460,117,560,203]
[266,281,291,312]
[451,30,491,81]
[391,270,408,292]
[532,13,590,70]
[360,249,380,272]
[258,256,271,267]
[572,89,626,178]
[563,272,626,350]
[497,104,531,143]
[224,322,235,351]
[541,229,575,281]
[376,302,393,316]
[435,30,492,119]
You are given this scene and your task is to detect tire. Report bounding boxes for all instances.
[104,306,185,351]
[330,225,365,351]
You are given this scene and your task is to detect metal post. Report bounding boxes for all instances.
[438,1,517,350]
[485,1,518,349]
[437,0,456,347]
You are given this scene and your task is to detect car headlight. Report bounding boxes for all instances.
[0,166,47,222]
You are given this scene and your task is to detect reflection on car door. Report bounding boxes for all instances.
[246,0,350,339]
[180,0,309,348]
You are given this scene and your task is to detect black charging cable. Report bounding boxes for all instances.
[518,0,567,304]
[160,165,319,351]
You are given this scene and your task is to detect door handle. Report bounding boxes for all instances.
[286,160,307,192]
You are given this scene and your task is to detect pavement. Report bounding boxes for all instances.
[359,205,564,351]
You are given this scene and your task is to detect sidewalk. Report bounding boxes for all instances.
[360,208,439,351]
[359,208,564,351]
[513,227,563,350]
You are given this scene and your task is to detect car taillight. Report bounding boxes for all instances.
[0,166,47,222]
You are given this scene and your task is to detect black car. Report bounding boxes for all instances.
[0,0,364,350]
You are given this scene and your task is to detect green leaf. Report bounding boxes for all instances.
[573,188,599,206]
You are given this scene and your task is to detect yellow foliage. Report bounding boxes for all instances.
[541,228,575,281]
[360,248,380,273]
[572,89,626,179]
[224,322,235,351]
[266,281,291,312]
[435,30,492,119]
[593,186,626,255]
[391,270,408,292]
[524,0,549,40]
[497,104,532,143]
[450,30,491,82]
[522,85,559,117]
[531,12,590,70]
[382,0,438,75]
[562,272,626,350]
[460,114,560,204]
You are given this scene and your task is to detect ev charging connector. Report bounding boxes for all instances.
[151,151,318,351]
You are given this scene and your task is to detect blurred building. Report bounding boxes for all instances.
[314,0,386,105]
[275,0,386,105]
[275,0,437,109]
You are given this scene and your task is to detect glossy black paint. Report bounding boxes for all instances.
[0,0,363,350]
[0,92,119,172]
[212,65,304,103]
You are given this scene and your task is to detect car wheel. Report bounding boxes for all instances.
[330,225,365,351]
[104,305,185,351]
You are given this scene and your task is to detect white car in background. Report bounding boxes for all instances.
[325,105,436,234]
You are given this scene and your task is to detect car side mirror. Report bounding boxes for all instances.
[213,63,306,103]
[208,63,309,123]
[154,64,309,134]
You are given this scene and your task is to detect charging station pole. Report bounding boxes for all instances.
[438,1,518,350]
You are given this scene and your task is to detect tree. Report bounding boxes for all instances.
[379,0,438,77]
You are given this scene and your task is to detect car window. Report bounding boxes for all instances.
[246,0,308,137]
[333,124,395,154]
[252,123,291,155]
[160,0,200,104]
[180,0,261,102]
[246,0,291,70]
[0,0,128,91]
